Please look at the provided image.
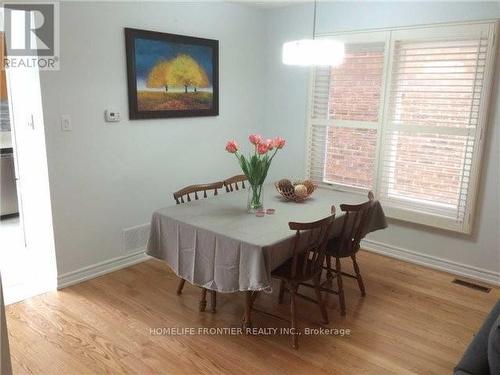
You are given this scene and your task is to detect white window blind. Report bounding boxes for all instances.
[307,21,497,233]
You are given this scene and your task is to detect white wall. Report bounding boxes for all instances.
[40,1,266,277]
[264,1,500,281]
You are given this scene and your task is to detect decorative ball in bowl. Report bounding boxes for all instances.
[275,179,316,202]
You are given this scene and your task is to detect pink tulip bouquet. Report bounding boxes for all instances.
[226,134,286,212]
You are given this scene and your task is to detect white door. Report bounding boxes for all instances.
[5,10,57,295]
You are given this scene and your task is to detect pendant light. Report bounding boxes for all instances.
[282,0,344,66]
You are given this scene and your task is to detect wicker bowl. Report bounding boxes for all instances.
[275,179,316,202]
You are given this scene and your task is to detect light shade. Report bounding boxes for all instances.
[282,39,345,66]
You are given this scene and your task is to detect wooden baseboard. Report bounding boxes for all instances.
[57,250,150,289]
[361,239,500,286]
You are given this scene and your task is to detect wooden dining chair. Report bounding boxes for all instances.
[173,181,223,312]
[315,191,375,316]
[223,175,247,193]
[271,208,335,349]
[173,181,224,204]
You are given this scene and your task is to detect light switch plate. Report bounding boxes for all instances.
[61,114,72,131]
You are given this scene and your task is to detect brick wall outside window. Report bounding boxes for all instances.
[324,50,383,189]
[328,51,384,122]
[387,133,466,206]
[324,127,377,188]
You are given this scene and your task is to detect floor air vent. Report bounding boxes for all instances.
[452,279,491,293]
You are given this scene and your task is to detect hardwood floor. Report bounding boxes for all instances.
[6,251,499,374]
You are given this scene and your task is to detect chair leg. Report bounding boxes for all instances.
[289,285,299,350]
[199,288,207,312]
[313,275,329,324]
[278,280,286,304]
[210,291,217,313]
[326,255,333,280]
[335,258,346,316]
[351,254,366,297]
[243,291,253,329]
[176,278,186,295]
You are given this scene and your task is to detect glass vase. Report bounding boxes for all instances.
[247,183,264,213]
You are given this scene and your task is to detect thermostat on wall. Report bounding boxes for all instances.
[105,110,121,122]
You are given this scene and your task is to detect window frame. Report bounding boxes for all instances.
[305,20,498,234]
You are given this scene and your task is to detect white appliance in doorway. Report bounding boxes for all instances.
[0,148,19,217]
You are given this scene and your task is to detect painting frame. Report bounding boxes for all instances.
[125,27,219,120]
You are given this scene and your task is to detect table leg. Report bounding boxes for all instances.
[242,291,253,329]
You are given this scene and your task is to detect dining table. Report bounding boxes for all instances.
[147,184,387,328]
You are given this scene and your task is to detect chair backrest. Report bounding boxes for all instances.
[223,175,247,193]
[288,206,336,279]
[337,191,375,255]
[173,181,224,204]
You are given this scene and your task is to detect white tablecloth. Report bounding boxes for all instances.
[147,185,387,293]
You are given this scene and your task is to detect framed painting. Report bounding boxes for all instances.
[125,28,219,119]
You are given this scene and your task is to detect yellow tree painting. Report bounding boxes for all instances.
[126,28,218,119]
[146,54,209,94]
